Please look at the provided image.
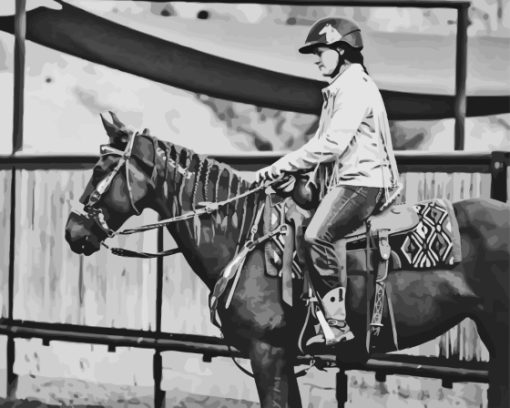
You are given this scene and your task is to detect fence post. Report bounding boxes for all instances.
[154,350,164,408]
[7,167,17,399]
[454,3,469,151]
[154,226,165,408]
[12,0,26,153]
[490,151,509,202]
[7,0,26,395]
[336,369,348,408]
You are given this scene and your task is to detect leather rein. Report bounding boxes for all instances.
[79,131,278,258]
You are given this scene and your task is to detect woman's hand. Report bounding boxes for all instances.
[255,165,281,185]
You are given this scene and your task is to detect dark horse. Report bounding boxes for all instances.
[65,114,509,407]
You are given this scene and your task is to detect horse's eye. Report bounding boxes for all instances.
[91,165,106,184]
[91,170,102,185]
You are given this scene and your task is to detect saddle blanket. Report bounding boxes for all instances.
[392,199,462,269]
[265,198,462,277]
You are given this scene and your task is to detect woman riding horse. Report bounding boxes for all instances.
[256,17,400,347]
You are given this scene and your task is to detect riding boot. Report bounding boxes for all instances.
[306,287,354,346]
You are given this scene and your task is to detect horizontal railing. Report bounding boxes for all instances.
[1,150,508,407]
[0,318,488,384]
[0,150,504,170]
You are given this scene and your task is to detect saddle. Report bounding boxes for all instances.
[263,178,462,352]
[209,175,462,353]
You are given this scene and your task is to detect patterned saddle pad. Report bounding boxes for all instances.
[264,198,462,278]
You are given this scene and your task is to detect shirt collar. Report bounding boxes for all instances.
[321,63,363,98]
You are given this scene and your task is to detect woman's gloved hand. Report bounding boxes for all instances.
[255,165,281,185]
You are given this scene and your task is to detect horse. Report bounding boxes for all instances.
[65,113,509,408]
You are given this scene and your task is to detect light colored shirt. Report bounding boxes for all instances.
[272,63,399,190]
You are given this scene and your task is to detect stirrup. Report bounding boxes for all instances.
[326,319,355,344]
[306,320,354,347]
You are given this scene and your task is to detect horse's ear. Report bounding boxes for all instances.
[142,128,150,136]
[100,113,118,139]
[100,112,131,144]
[109,111,127,129]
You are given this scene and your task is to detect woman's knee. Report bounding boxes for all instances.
[303,227,316,245]
[304,225,326,245]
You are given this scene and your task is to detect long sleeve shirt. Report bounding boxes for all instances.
[272,63,399,190]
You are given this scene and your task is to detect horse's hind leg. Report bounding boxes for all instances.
[487,331,509,408]
[249,339,302,408]
[489,329,509,408]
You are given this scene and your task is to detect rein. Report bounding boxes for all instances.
[81,131,284,258]
[99,179,276,258]
[112,180,271,237]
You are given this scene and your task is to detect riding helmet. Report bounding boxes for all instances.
[299,17,363,54]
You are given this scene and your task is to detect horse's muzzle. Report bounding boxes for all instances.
[65,211,103,255]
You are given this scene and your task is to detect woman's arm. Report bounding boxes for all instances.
[271,81,369,174]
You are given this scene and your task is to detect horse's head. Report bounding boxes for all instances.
[65,112,162,255]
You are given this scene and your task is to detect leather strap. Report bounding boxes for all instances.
[263,192,273,235]
[367,229,391,351]
[385,282,399,350]
[315,306,336,345]
[378,229,391,261]
[365,226,373,352]
[281,223,295,307]
[107,245,180,258]
[370,262,388,335]
[337,238,347,288]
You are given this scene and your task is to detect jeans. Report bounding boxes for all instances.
[303,185,382,297]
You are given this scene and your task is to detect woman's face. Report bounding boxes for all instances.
[312,46,340,78]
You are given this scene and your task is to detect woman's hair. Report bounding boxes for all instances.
[336,44,369,74]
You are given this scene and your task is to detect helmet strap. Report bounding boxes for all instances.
[328,48,346,79]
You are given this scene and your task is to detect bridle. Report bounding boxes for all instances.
[81,131,145,238]
[76,131,277,258]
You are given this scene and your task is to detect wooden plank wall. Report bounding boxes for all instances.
[0,168,501,361]
[8,169,159,330]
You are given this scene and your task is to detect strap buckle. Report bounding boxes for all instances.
[378,229,391,260]
[246,239,257,251]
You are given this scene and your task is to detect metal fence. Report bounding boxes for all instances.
[0,150,508,407]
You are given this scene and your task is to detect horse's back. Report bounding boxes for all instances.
[454,197,510,226]
[453,197,509,264]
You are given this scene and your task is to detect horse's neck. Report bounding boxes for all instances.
[153,145,260,288]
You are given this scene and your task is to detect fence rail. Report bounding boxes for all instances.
[0,150,500,170]
[0,318,489,383]
[0,150,508,407]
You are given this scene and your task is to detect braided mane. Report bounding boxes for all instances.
[156,139,252,203]
[152,138,258,248]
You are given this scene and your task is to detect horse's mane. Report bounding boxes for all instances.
[156,138,252,192]
[155,138,259,244]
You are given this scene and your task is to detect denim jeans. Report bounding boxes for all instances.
[303,185,382,297]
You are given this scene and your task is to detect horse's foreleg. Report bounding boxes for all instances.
[249,339,301,408]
